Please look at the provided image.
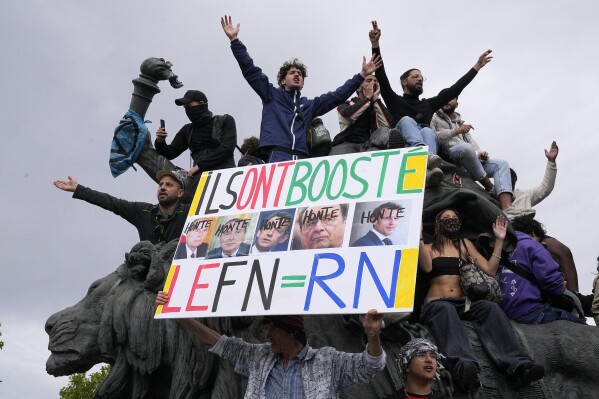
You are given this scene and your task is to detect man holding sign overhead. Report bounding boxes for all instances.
[156,291,386,399]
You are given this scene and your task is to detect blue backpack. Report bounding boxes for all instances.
[109,109,148,177]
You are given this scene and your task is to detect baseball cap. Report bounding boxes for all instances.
[156,170,186,189]
[175,90,208,106]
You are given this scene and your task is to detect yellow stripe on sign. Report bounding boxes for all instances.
[189,171,209,216]
[394,248,419,308]
[403,154,427,191]
[155,264,178,316]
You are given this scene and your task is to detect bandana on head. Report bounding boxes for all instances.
[396,338,445,381]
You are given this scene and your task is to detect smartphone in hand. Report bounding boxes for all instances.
[160,119,165,129]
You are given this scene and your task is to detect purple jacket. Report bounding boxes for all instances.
[497,231,564,319]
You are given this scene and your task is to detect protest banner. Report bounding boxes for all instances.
[155,147,428,318]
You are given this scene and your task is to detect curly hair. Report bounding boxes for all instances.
[511,216,546,240]
[240,136,260,156]
[277,59,307,87]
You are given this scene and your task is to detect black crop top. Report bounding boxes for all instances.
[429,257,462,279]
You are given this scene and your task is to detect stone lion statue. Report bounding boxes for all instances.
[45,241,254,398]
[46,239,599,398]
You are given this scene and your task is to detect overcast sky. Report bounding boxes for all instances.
[1,1,598,397]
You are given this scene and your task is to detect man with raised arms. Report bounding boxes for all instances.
[368,21,492,177]
[156,291,386,399]
[54,170,188,244]
[221,15,382,163]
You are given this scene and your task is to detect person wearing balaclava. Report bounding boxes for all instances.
[154,90,237,200]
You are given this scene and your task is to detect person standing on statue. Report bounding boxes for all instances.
[53,170,188,244]
[220,15,383,163]
[152,90,237,197]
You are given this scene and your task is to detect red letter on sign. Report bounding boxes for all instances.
[186,263,220,312]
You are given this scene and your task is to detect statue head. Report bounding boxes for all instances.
[140,57,183,89]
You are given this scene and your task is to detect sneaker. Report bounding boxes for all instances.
[387,128,406,149]
[427,153,442,170]
[513,363,545,387]
[426,167,444,188]
[454,362,480,391]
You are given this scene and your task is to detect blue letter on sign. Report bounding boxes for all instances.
[304,253,346,311]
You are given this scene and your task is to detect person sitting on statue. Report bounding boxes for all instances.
[330,74,394,155]
[54,170,188,244]
[155,291,386,399]
[220,15,382,163]
[496,218,586,325]
[418,209,544,391]
[430,96,515,216]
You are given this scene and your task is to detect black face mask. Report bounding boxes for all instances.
[435,218,462,240]
[185,104,212,124]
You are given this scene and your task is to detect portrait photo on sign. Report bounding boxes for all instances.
[174,217,216,260]
[249,209,296,255]
[205,214,257,259]
[291,203,349,250]
[349,200,411,247]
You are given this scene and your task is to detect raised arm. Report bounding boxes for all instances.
[473,49,493,71]
[429,49,492,110]
[369,21,400,107]
[220,14,240,41]
[362,309,384,356]
[222,15,274,101]
[464,215,506,276]
[156,291,221,345]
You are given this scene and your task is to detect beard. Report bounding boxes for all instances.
[407,82,423,95]
[443,105,456,115]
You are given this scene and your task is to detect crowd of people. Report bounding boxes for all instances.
[52,15,597,398]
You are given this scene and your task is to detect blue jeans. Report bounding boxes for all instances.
[421,298,533,375]
[447,143,513,195]
[397,116,439,154]
[514,303,587,325]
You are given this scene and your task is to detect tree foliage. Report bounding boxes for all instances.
[59,365,110,399]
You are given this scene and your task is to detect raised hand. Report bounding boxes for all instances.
[492,214,507,240]
[53,176,78,192]
[220,15,240,41]
[474,49,493,71]
[362,309,384,334]
[545,140,559,163]
[369,20,381,47]
[155,127,168,143]
[360,54,383,77]
[372,82,380,101]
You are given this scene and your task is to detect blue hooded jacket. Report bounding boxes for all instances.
[230,39,364,158]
